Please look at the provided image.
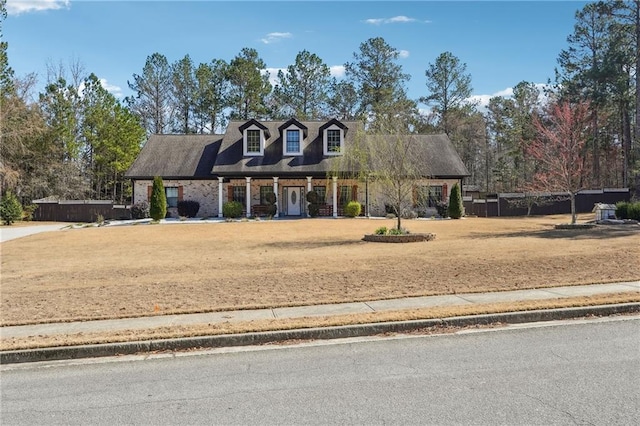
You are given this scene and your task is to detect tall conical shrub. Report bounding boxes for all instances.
[149,176,167,221]
[447,182,464,219]
[0,190,23,225]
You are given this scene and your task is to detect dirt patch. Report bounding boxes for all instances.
[1,214,638,326]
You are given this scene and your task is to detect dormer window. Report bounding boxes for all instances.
[323,126,344,155]
[285,128,302,155]
[246,129,261,154]
[279,119,307,156]
[240,119,269,156]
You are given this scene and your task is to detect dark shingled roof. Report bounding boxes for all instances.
[125,121,470,180]
[125,134,223,179]
[410,134,469,177]
[212,120,361,178]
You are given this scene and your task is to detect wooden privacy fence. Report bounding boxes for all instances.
[463,188,630,217]
[32,200,131,223]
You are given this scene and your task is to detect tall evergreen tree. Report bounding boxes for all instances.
[226,48,272,120]
[272,50,331,119]
[171,54,196,133]
[127,53,174,134]
[422,51,473,136]
[194,59,229,134]
[345,37,415,123]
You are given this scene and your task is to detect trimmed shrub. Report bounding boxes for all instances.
[306,190,320,217]
[436,201,448,218]
[264,192,277,216]
[223,201,243,218]
[177,200,200,218]
[344,201,361,217]
[447,182,464,219]
[149,176,167,221]
[0,191,23,225]
[131,201,150,219]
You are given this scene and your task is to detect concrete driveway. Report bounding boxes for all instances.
[0,224,66,243]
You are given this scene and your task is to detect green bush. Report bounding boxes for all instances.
[615,201,629,219]
[344,201,361,217]
[177,200,200,218]
[374,226,388,235]
[628,202,640,220]
[149,176,167,221]
[616,201,640,220]
[0,191,23,225]
[447,182,464,219]
[223,201,243,218]
[22,204,38,221]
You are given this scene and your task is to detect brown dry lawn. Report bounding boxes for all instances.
[1,214,639,327]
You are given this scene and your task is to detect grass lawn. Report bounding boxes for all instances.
[1,214,639,328]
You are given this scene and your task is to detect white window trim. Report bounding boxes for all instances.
[323,125,343,156]
[243,126,265,156]
[283,125,303,156]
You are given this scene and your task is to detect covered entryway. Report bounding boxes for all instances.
[283,186,304,216]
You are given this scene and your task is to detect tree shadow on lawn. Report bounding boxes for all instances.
[468,224,640,240]
[257,239,366,250]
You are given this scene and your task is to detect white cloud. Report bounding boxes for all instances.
[263,68,285,87]
[77,77,123,99]
[364,15,419,25]
[466,83,551,113]
[398,50,410,59]
[260,32,292,44]
[330,65,345,78]
[6,0,70,15]
[100,78,123,98]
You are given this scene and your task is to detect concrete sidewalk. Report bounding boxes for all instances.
[2,281,638,340]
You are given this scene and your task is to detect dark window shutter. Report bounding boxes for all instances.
[442,183,448,201]
[351,185,358,201]
[228,186,234,202]
[178,186,184,201]
[147,186,152,201]
[413,186,418,205]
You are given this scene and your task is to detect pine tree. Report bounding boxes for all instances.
[447,182,464,219]
[149,176,167,221]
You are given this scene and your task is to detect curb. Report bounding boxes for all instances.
[2,303,639,365]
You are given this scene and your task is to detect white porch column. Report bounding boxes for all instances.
[217,177,224,218]
[306,176,312,217]
[245,177,251,217]
[273,177,279,218]
[332,176,338,218]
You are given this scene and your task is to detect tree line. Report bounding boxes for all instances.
[1,0,639,206]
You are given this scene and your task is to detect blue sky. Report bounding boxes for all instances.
[5,0,588,108]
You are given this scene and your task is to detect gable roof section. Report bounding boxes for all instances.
[412,134,469,178]
[212,120,362,178]
[125,134,223,179]
[278,118,308,138]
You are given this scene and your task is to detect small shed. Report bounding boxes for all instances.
[592,203,617,221]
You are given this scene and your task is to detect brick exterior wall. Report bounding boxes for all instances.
[133,177,462,218]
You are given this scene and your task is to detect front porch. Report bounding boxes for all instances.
[218,176,365,218]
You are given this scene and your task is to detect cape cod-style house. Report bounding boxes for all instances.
[124,118,469,218]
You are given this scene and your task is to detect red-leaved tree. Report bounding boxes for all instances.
[528,100,592,224]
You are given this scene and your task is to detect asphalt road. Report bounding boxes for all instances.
[2,317,639,425]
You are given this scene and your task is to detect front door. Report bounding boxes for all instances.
[286,187,302,216]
